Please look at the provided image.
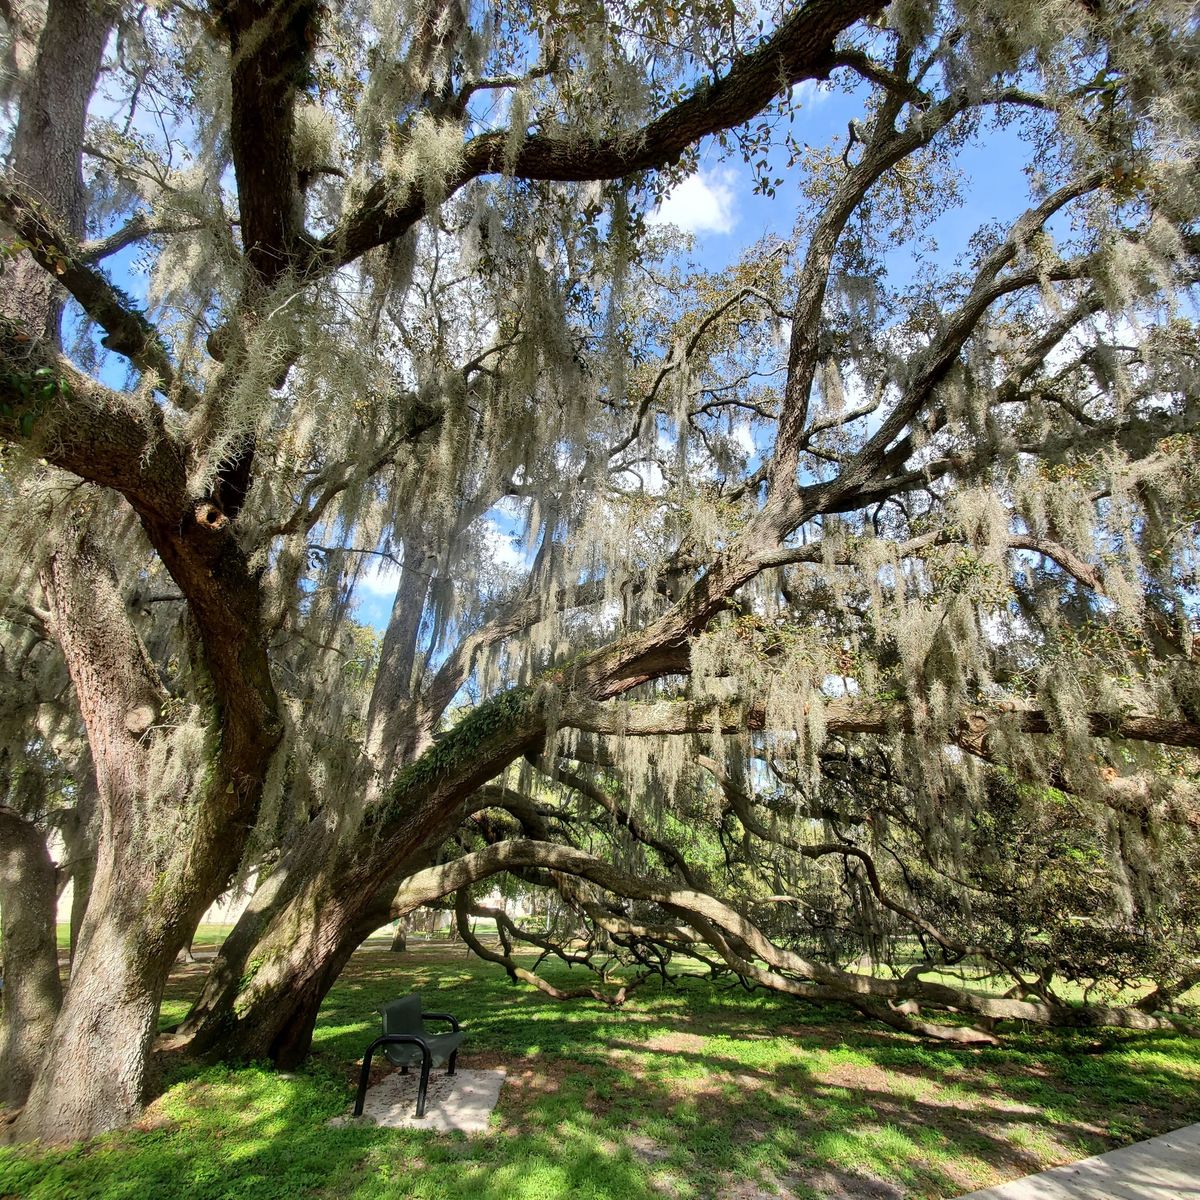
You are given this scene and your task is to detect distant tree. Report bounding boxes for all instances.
[1,0,1198,1144]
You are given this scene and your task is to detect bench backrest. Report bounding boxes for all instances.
[379,994,423,1036]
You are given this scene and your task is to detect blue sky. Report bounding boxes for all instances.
[645,77,1031,284]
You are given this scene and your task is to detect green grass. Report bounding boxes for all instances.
[3,945,1200,1199]
[53,923,235,952]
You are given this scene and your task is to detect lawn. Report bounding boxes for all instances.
[3,943,1199,1200]
[53,922,234,952]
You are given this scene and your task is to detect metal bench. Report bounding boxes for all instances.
[353,994,464,1119]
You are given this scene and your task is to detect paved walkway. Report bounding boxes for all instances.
[956,1122,1200,1199]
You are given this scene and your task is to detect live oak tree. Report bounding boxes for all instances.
[1,0,1199,1144]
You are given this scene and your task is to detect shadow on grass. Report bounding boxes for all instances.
[4,945,1199,1200]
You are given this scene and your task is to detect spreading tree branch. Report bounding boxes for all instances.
[314,0,884,273]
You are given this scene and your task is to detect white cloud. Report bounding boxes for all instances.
[732,421,757,458]
[790,79,832,108]
[356,557,403,600]
[648,169,737,236]
[483,519,525,571]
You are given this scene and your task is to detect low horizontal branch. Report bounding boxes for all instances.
[384,837,1180,1037]
[558,695,1200,750]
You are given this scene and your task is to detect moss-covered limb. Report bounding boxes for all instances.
[316,0,884,272]
[367,685,540,826]
[78,212,209,263]
[0,323,186,512]
[354,686,546,874]
[183,693,547,1065]
[0,188,193,405]
[414,576,616,740]
[557,693,1200,751]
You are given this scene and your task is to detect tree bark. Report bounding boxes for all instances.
[4,0,112,337]
[364,537,433,772]
[175,815,341,1051]
[2,0,284,1141]
[8,538,186,1141]
[56,775,98,969]
[389,919,408,953]
[9,529,278,1142]
[0,807,63,1110]
[178,820,444,1061]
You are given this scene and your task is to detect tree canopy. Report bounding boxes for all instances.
[1,0,1199,1145]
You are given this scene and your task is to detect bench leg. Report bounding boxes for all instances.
[415,1057,431,1118]
[400,1065,408,1075]
[353,1047,376,1117]
[447,1049,458,1077]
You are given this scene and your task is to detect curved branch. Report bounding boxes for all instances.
[0,185,192,404]
[696,754,1054,1001]
[79,213,213,263]
[314,0,883,272]
[454,890,638,1004]
[383,837,1183,1037]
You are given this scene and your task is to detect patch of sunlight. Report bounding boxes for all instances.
[224,1136,275,1161]
[822,1045,876,1069]
[702,1034,800,1068]
[1006,1123,1058,1155]
[159,1000,191,1028]
[811,1123,923,1176]
[652,1058,707,1082]
[313,1021,372,1040]
[935,1080,980,1107]
[1119,1047,1200,1076]
[487,1160,575,1199]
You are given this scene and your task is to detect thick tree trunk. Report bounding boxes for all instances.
[11,895,176,1139]
[180,828,433,1060]
[8,541,174,1140]
[3,0,283,1142]
[1,0,125,1142]
[193,887,364,1067]
[9,537,261,1143]
[4,0,111,339]
[389,919,408,953]
[0,807,63,1110]
[181,533,436,1052]
[176,816,342,1049]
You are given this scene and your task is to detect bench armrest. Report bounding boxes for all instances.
[422,1011,461,1033]
[353,1035,433,1116]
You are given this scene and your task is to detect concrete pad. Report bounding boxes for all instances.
[954,1122,1200,1200]
[329,1068,505,1133]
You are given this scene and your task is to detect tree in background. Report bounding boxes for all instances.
[1,0,1198,1143]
